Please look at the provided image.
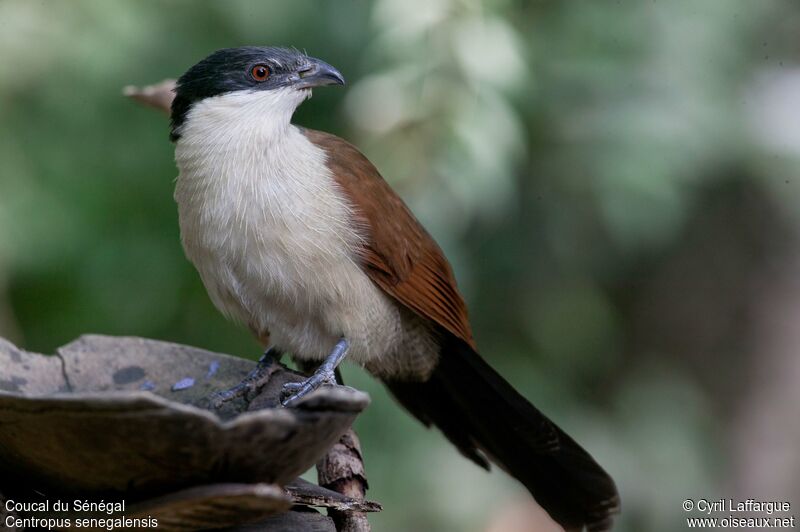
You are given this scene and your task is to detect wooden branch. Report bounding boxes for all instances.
[285,478,380,513]
[295,360,372,532]
[316,430,371,532]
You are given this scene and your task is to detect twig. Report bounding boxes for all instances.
[285,478,381,513]
[123,79,176,114]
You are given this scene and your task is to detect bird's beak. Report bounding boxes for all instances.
[294,58,345,89]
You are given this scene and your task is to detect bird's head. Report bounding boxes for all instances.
[170,46,345,141]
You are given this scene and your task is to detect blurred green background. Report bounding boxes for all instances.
[2,0,800,530]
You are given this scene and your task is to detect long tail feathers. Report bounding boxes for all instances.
[384,335,620,531]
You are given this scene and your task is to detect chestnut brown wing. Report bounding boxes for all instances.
[304,129,475,349]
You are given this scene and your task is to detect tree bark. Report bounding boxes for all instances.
[316,430,371,532]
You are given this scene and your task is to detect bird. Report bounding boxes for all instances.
[169,46,619,531]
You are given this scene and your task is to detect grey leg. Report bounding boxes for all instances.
[209,347,281,408]
[281,338,349,407]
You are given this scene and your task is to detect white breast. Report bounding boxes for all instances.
[173,88,435,371]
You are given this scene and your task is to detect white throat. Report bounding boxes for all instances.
[175,87,309,150]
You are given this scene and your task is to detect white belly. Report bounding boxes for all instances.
[173,91,440,377]
[176,138,387,361]
[172,93,436,374]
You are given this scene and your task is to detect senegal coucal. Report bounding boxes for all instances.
[169,47,619,531]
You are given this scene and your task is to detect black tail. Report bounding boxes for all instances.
[384,335,619,531]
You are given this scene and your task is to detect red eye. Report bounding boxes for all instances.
[251,64,270,81]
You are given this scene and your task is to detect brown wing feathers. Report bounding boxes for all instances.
[304,129,476,349]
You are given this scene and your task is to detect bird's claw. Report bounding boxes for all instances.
[205,350,277,409]
[208,387,240,409]
[282,381,305,392]
[281,369,337,407]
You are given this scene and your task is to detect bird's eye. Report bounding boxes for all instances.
[251,64,270,82]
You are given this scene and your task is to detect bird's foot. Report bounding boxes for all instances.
[281,337,349,407]
[208,349,279,409]
[280,368,337,407]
